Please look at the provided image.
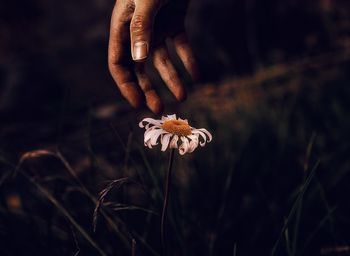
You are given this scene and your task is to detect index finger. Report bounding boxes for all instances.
[108,1,144,108]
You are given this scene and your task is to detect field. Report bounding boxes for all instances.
[1,1,350,255]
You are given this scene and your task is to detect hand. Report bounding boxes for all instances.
[108,0,199,114]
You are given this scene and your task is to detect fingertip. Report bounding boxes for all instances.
[129,97,143,108]
[119,82,144,108]
[150,102,164,115]
[188,62,201,82]
[132,41,149,62]
[175,89,187,102]
[145,90,164,114]
[133,57,148,63]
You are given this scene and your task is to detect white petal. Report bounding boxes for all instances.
[144,129,167,146]
[179,136,190,155]
[187,134,199,153]
[150,130,168,145]
[169,135,179,149]
[198,128,212,142]
[139,121,146,128]
[178,118,189,124]
[191,128,212,146]
[191,129,207,146]
[145,139,153,148]
[162,114,177,121]
[144,127,162,143]
[139,118,162,128]
[161,134,173,151]
[143,125,159,136]
[145,122,159,130]
[167,114,177,120]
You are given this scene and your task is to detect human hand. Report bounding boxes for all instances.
[108,0,199,114]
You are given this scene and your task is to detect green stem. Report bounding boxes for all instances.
[161,149,175,256]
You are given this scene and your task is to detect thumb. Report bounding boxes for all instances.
[130,0,160,62]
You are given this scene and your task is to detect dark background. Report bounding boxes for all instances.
[1,0,350,255]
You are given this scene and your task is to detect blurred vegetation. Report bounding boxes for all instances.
[1,0,350,255]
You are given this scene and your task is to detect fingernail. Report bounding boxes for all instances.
[133,41,148,61]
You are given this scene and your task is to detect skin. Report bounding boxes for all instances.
[108,0,199,114]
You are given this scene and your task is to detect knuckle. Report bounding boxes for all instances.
[159,57,169,66]
[108,61,116,75]
[108,62,122,80]
[125,1,135,13]
[130,15,150,33]
[142,84,153,93]
[154,52,170,66]
[184,57,196,67]
[176,91,186,101]
[107,59,117,73]
[168,73,181,86]
[168,72,177,82]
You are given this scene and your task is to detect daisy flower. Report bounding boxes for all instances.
[139,114,212,155]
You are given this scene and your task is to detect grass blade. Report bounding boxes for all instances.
[270,159,320,256]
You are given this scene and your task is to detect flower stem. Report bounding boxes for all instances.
[161,148,175,256]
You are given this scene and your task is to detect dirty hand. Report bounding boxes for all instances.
[108,0,199,114]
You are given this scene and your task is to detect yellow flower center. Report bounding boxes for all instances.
[161,119,192,136]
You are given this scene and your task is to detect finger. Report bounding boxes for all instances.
[108,1,144,108]
[173,33,200,81]
[134,63,163,114]
[130,0,160,62]
[152,44,186,101]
